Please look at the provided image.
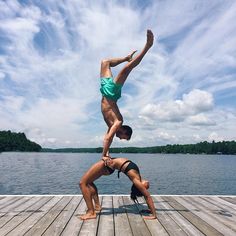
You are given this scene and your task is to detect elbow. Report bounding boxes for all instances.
[101,59,110,67]
[116,120,123,128]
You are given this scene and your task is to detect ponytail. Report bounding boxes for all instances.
[130,184,144,203]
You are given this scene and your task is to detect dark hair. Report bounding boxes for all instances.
[122,125,133,140]
[130,184,143,203]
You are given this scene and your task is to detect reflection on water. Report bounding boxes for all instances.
[0,152,235,195]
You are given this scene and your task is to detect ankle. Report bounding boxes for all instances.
[87,209,95,214]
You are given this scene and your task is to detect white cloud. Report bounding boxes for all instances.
[0,0,235,147]
[208,132,224,142]
[187,114,216,126]
[140,89,214,123]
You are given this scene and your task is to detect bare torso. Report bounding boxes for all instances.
[101,97,123,128]
[106,157,134,173]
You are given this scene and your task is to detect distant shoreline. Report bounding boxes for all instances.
[41,140,236,155]
[1,130,235,155]
[1,151,235,155]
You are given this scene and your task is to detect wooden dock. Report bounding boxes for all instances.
[0,195,235,236]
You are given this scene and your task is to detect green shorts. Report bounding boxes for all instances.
[100,77,122,101]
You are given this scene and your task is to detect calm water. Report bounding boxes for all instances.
[0,152,235,195]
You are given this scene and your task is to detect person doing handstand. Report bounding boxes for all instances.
[79,157,156,220]
[100,30,154,158]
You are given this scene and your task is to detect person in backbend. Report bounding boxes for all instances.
[100,30,154,159]
[79,157,156,220]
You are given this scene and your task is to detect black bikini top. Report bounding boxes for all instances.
[118,160,131,178]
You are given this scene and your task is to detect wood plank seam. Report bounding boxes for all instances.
[122,196,134,236]
[40,196,74,235]
[3,197,53,235]
[111,196,116,236]
[134,200,153,236]
[0,197,36,229]
[59,196,83,235]
[164,196,223,236]
[23,196,69,236]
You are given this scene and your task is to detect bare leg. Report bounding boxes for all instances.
[78,161,107,220]
[79,181,96,220]
[100,51,137,78]
[114,30,154,85]
[88,183,102,212]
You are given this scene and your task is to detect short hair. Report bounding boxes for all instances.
[122,125,132,140]
[130,184,143,203]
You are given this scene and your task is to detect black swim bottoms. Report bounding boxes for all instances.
[102,159,115,175]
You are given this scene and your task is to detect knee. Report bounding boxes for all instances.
[79,180,86,189]
[101,59,110,67]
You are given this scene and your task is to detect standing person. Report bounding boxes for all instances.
[100,30,154,158]
[79,157,156,220]
[79,159,115,220]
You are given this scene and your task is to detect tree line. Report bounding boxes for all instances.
[42,140,236,155]
[0,130,42,152]
[1,130,235,154]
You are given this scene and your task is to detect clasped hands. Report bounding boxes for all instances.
[102,155,112,167]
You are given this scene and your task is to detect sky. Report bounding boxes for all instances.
[0,0,236,148]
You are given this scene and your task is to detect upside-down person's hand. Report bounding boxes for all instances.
[102,156,110,161]
[102,156,111,166]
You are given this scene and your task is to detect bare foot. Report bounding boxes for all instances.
[146,29,154,48]
[79,212,97,220]
[143,215,157,220]
[126,50,137,62]
[95,205,102,212]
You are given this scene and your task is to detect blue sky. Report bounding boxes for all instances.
[0,0,236,148]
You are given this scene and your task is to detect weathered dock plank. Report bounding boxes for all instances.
[220,196,236,205]
[157,196,204,236]
[0,196,17,208]
[173,196,233,236]
[210,196,236,212]
[123,196,151,236]
[0,195,235,236]
[79,197,101,236]
[0,196,26,214]
[7,196,62,236]
[113,196,133,236]
[43,196,82,236]
[153,196,188,236]
[0,196,33,228]
[137,197,168,236]
[193,196,236,230]
[24,196,72,236]
[60,196,84,236]
[97,195,114,236]
[0,196,50,235]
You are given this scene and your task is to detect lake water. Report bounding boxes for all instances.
[0,152,235,195]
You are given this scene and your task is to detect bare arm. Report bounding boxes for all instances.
[102,120,122,157]
[133,179,157,219]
